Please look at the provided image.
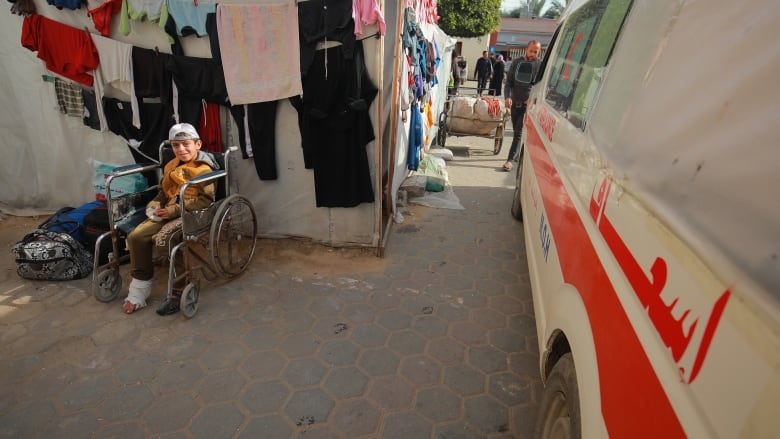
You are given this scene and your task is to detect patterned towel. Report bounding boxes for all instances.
[217,2,302,105]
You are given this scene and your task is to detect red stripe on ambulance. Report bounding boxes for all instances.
[525,121,686,438]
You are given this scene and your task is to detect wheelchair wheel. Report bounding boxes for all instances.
[180,283,199,319]
[209,194,258,277]
[94,269,122,303]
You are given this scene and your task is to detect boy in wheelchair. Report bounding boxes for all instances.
[123,123,218,316]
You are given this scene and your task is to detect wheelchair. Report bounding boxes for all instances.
[91,142,258,318]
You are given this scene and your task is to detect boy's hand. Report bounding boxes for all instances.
[155,208,171,220]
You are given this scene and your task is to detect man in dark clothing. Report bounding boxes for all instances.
[488,54,506,96]
[502,41,541,171]
[450,50,461,95]
[474,51,493,95]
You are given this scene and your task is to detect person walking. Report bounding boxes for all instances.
[502,41,541,171]
[488,54,506,96]
[474,51,493,95]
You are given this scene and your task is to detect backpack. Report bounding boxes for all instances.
[13,229,93,281]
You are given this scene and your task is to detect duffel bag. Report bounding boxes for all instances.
[13,229,93,281]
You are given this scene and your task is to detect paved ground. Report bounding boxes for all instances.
[0,134,540,438]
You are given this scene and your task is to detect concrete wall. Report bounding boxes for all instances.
[457,36,490,80]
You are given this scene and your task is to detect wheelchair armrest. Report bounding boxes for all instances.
[110,162,159,177]
[186,169,227,186]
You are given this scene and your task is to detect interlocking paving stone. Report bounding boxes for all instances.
[469,345,508,374]
[239,380,290,414]
[444,364,486,396]
[0,400,57,438]
[416,386,461,422]
[60,374,114,411]
[464,395,510,434]
[154,361,204,394]
[318,339,359,366]
[40,410,100,438]
[207,318,248,340]
[489,328,527,353]
[96,384,155,421]
[399,354,442,385]
[323,367,368,398]
[283,357,327,387]
[163,334,209,361]
[428,337,466,364]
[279,332,320,358]
[241,350,287,379]
[189,402,245,439]
[412,314,449,337]
[331,398,381,437]
[142,393,200,435]
[387,330,426,355]
[116,352,165,384]
[350,323,388,347]
[377,309,412,331]
[241,325,284,351]
[368,375,414,410]
[489,372,533,406]
[284,388,334,427]
[358,347,400,376]
[381,412,432,438]
[197,370,246,403]
[94,421,147,439]
[238,414,292,439]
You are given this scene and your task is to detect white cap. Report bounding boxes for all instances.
[168,123,200,141]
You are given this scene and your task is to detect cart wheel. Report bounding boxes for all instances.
[94,269,122,303]
[180,283,199,319]
[437,112,448,147]
[494,124,505,155]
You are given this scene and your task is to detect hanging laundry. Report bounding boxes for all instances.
[217,3,302,105]
[298,0,355,76]
[21,15,99,87]
[87,0,122,36]
[301,40,376,207]
[408,102,422,171]
[90,33,138,130]
[54,78,84,117]
[119,0,168,36]
[352,0,385,36]
[166,0,214,36]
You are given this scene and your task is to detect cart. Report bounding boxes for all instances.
[436,92,510,155]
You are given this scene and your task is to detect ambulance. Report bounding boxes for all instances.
[510,0,780,437]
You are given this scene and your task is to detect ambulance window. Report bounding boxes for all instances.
[544,0,633,130]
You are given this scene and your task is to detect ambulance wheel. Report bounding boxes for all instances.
[180,283,199,319]
[535,353,581,439]
[94,269,121,303]
[511,151,524,221]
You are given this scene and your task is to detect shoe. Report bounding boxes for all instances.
[156,290,181,316]
[502,162,513,172]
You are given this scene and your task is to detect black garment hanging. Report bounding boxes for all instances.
[301,40,376,208]
[298,0,356,76]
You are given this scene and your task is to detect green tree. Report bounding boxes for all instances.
[542,0,567,19]
[437,0,502,38]
[501,0,566,19]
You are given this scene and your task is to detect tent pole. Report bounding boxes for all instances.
[379,0,405,257]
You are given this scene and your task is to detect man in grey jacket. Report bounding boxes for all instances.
[502,41,541,171]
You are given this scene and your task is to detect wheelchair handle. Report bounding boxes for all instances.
[109,163,159,178]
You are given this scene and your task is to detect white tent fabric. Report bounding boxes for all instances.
[382,0,456,215]
[0,0,391,247]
